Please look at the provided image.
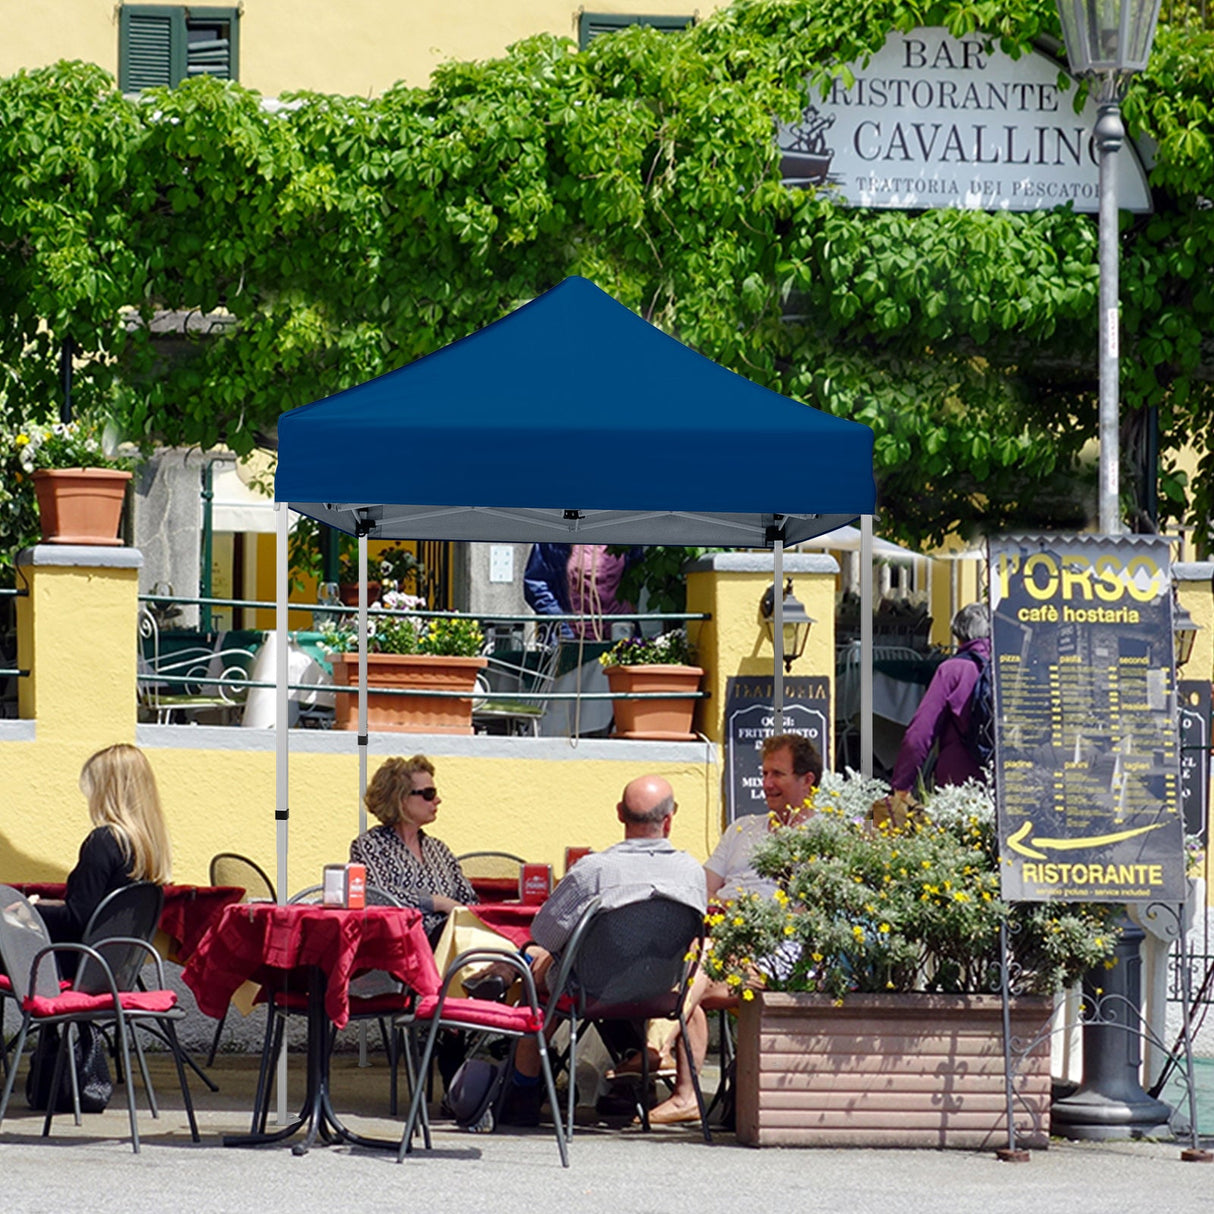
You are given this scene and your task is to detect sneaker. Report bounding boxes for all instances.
[497,1081,541,1128]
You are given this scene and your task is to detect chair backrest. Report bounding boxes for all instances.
[288,884,399,906]
[568,896,704,1022]
[0,885,58,1002]
[455,851,527,880]
[78,882,165,995]
[210,852,276,903]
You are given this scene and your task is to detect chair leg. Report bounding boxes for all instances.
[398,1017,444,1162]
[252,1009,284,1135]
[42,1027,73,1138]
[65,1023,83,1126]
[535,1030,569,1167]
[131,1025,159,1118]
[675,1012,712,1145]
[564,1015,579,1145]
[0,1019,31,1130]
[205,1007,229,1068]
[157,1018,200,1142]
[112,1011,142,1154]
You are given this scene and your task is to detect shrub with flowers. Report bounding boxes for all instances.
[599,626,696,668]
[320,589,484,657]
[702,772,1121,1001]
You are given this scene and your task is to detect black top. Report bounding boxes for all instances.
[39,827,135,944]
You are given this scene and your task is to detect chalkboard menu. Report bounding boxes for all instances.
[724,676,830,821]
[991,535,1185,903]
[1178,679,1210,844]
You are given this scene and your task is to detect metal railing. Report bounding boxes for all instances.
[136,593,710,720]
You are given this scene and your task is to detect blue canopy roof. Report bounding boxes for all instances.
[276,277,875,546]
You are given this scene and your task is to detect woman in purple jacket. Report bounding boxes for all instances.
[891,603,991,794]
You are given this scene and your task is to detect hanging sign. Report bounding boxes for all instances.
[990,535,1185,903]
[778,27,1152,213]
[724,675,830,821]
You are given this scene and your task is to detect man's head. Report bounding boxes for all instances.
[617,775,677,839]
[760,733,822,823]
[951,602,990,643]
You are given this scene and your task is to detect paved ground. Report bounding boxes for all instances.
[3,1053,1214,1214]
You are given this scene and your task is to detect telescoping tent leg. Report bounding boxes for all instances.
[275,502,291,1125]
[860,514,873,779]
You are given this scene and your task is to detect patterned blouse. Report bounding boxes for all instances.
[348,824,476,940]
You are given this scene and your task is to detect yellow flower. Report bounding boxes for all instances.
[784,924,796,936]
[732,916,745,927]
[742,988,755,1002]
[15,434,29,447]
[877,923,890,934]
[811,952,824,963]
[726,973,742,987]
[851,925,865,939]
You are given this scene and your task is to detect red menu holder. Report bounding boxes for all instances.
[564,847,592,875]
[323,863,366,909]
[519,863,553,904]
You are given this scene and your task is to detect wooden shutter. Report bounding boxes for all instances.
[119,8,180,91]
[578,14,694,49]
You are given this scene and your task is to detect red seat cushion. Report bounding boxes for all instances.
[24,988,178,1017]
[413,995,542,1034]
[264,989,411,1016]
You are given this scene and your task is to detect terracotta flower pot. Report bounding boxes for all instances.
[735,990,1053,1149]
[337,581,382,607]
[603,663,703,740]
[331,652,487,734]
[32,468,132,546]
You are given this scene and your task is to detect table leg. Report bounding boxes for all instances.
[223,968,398,1154]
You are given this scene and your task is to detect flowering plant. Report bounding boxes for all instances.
[11,418,131,474]
[1185,834,1205,878]
[701,772,1121,1001]
[321,589,484,657]
[599,626,696,668]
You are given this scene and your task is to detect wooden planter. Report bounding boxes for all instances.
[331,652,487,734]
[736,991,1053,1150]
[33,468,131,546]
[603,663,703,740]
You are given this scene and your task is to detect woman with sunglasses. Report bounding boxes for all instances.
[349,754,476,944]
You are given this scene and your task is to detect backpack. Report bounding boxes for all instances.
[960,649,995,766]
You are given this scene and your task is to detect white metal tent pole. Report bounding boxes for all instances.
[357,533,370,1068]
[274,502,290,1125]
[358,532,369,833]
[772,538,784,734]
[860,515,874,779]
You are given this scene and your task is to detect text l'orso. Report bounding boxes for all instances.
[994,551,1166,617]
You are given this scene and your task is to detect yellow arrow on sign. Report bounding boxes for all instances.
[1007,820,1165,859]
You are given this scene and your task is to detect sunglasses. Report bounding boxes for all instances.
[408,787,439,801]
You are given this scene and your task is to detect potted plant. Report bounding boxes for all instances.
[598,627,703,740]
[704,774,1121,1149]
[5,417,134,547]
[286,516,424,602]
[322,590,486,734]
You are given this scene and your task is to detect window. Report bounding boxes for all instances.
[119,6,239,91]
[577,13,694,49]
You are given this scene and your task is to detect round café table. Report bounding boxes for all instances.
[183,901,439,1154]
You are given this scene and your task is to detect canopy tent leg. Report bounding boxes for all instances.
[275,502,291,1125]
[860,515,873,779]
[357,532,370,1069]
[772,537,784,735]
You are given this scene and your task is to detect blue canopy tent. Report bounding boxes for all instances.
[271,274,877,883]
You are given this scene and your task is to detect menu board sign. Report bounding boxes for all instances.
[991,535,1185,903]
[1178,680,1210,843]
[724,676,830,821]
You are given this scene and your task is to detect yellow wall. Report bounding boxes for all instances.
[2,2,723,95]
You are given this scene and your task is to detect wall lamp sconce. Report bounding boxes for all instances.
[761,578,815,673]
[1174,598,1199,669]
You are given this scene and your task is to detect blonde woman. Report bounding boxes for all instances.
[36,743,173,945]
[349,754,475,945]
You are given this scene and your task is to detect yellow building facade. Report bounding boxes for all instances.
[2,1,720,96]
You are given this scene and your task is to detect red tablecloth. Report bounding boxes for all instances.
[8,881,243,963]
[182,902,440,1029]
[469,902,538,947]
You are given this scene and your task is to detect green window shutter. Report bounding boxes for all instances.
[578,13,694,49]
[119,6,239,90]
[119,8,183,91]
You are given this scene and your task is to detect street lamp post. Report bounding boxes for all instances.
[1053,0,1163,536]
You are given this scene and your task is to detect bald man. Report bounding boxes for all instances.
[499,774,706,1126]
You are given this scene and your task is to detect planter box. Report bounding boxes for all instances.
[603,663,703,740]
[331,652,487,734]
[33,467,131,545]
[736,991,1052,1149]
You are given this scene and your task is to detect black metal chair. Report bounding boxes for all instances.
[204,852,277,1066]
[0,884,199,1153]
[545,895,711,1143]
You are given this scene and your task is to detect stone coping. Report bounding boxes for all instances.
[17,544,143,569]
[685,552,838,574]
